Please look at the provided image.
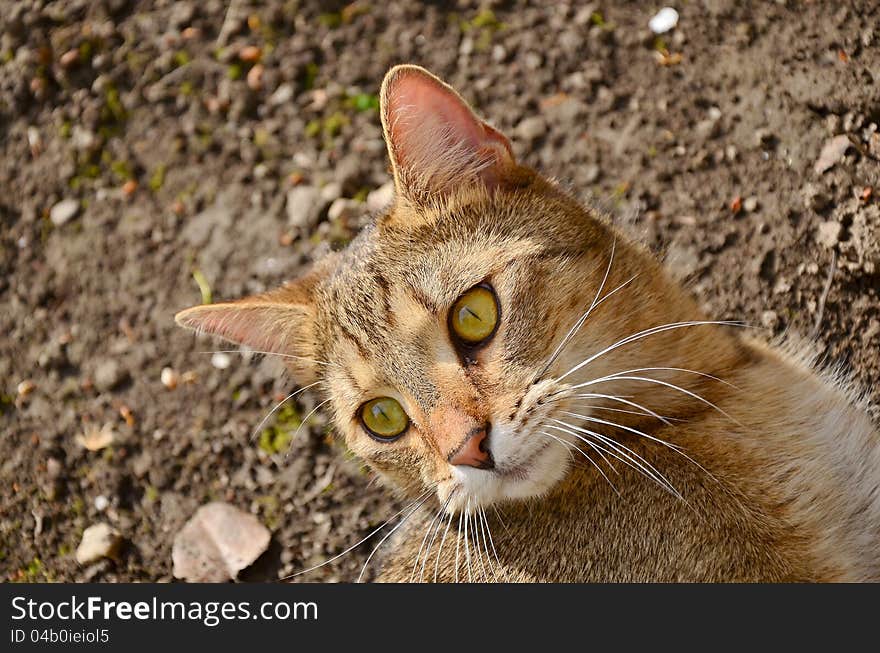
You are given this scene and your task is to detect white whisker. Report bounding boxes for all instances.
[200,349,339,367]
[569,374,739,424]
[557,320,748,382]
[548,420,681,499]
[434,506,455,583]
[541,426,621,495]
[284,398,332,459]
[357,491,434,583]
[248,380,323,442]
[285,487,433,580]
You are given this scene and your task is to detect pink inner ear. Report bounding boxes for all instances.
[384,68,513,193]
[176,303,298,354]
[389,74,486,168]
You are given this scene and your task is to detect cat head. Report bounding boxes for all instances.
[176,65,715,513]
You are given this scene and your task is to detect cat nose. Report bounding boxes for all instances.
[448,424,494,469]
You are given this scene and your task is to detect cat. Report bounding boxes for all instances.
[176,65,880,582]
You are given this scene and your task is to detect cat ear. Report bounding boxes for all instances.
[380,64,515,204]
[175,274,322,381]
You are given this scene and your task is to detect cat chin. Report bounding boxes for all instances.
[443,441,571,514]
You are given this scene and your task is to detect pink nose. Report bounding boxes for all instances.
[448,426,493,469]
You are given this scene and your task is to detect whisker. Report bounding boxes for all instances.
[284,487,434,580]
[476,507,499,582]
[464,499,473,583]
[248,380,324,442]
[557,320,749,382]
[411,500,446,583]
[284,398,332,459]
[569,374,739,424]
[434,506,456,583]
[561,411,686,453]
[565,402,667,420]
[548,420,681,499]
[419,493,454,583]
[357,491,434,583]
[565,392,674,424]
[480,508,505,580]
[539,239,619,378]
[199,349,339,367]
[454,509,463,584]
[541,426,621,495]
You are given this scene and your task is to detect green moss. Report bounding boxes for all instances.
[227,63,243,80]
[258,428,292,455]
[110,159,133,181]
[304,119,321,138]
[322,112,348,138]
[144,485,159,503]
[318,12,342,28]
[78,40,93,62]
[179,80,194,96]
[258,403,302,455]
[471,8,501,30]
[103,86,127,124]
[148,164,166,191]
[345,92,379,112]
[173,50,191,68]
[302,62,319,90]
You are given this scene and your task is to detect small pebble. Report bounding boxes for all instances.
[239,45,262,63]
[75,523,123,565]
[94,495,109,512]
[211,352,232,369]
[246,63,264,90]
[161,367,179,389]
[50,199,80,226]
[649,7,679,34]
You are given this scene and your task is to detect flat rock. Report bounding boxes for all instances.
[93,359,127,392]
[172,502,271,582]
[816,220,841,248]
[76,523,123,565]
[814,134,852,174]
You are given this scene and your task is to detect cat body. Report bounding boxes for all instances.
[176,65,880,582]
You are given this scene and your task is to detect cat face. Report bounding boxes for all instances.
[177,66,687,514]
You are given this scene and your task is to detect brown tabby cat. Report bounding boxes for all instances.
[176,65,880,582]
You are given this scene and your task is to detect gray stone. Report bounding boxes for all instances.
[515,116,547,141]
[285,185,325,230]
[93,359,128,392]
[50,199,80,226]
[816,221,841,248]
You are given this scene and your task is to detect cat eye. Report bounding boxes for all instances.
[360,397,409,441]
[449,284,500,346]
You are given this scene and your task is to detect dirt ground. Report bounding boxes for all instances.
[2,0,878,582]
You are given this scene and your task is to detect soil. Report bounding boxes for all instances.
[2,1,878,582]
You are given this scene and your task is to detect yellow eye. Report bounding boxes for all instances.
[449,285,499,345]
[360,397,409,440]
